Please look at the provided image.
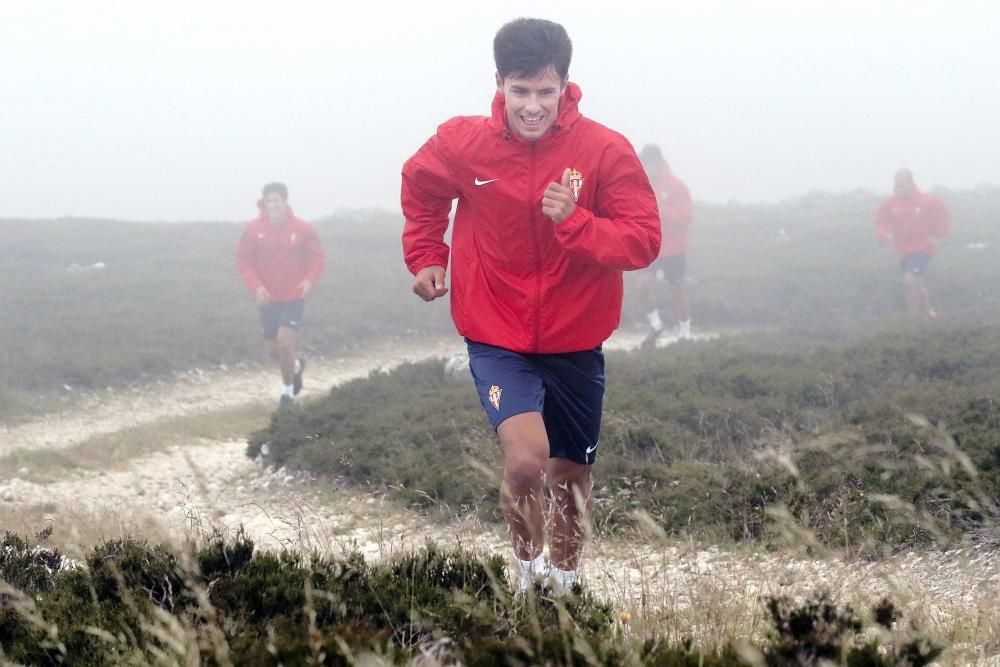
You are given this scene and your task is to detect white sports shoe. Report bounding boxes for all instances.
[515,554,548,593]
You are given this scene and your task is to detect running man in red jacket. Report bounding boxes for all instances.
[636,145,694,344]
[236,182,325,407]
[401,18,660,594]
[874,169,951,318]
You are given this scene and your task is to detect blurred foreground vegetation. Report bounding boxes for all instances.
[0,529,940,665]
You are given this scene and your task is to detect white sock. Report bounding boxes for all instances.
[282,384,294,397]
[646,309,663,331]
[515,554,547,592]
[548,566,578,593]
[294,358,302,374]
[679,319,691,338]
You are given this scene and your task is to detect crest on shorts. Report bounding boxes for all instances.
[488,384,502,411]
[568,169,584,202]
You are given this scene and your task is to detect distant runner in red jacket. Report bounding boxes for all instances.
[874,169,950,319]
[636,145,694,344]
[401,19,660,594]
[236,183,325,407]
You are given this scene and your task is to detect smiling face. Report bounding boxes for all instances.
[497,67,566,142]
[262,192,287,222]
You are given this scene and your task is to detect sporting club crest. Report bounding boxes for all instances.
[568,168,584,202]
[488,384,502,411]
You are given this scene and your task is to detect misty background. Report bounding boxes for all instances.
[2,0,998,222]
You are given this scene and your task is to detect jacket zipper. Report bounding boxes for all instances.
[528,142,542,351]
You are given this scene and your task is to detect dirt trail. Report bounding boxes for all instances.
[1,329,996,663]
[0,337,466,458]
[0,328,701,458]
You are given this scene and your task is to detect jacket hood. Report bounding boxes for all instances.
[489,81,583,138]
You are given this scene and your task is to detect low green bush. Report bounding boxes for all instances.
[249,322,1000,550]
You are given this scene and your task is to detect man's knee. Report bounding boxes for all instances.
[498,413,549,488]
[504,454,547,493]
[276,327,296,350]
[902,272,922,286]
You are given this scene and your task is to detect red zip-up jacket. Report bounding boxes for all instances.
[236,203,325,302]
[649,161,693,257]
[874,190,951,258]
[401,83,660,354]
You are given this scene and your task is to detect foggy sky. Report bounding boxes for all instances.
[2,0,998,222]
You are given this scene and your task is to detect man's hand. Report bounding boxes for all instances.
[413,265,448,302]
[542,167,577,224]
[298,279,313,298]
[255,286,271,304]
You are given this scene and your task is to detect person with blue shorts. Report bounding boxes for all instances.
[874,169,951,318]
[401,19,660,593]
[236,183,325,407]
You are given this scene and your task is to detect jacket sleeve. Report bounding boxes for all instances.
[235,226,261,294]
[874,198,893,239]
[928,196,951,238]
[553,145,661,270]
[401,128,461,275]
[303,225,326,286]
[663,179,694,226]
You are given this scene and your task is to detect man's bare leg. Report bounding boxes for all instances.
[636,271,657,316]
[276,326,297,386]
[903,272,927,318]
[670,282,692,338]
[497,412,549,561]
[918,279,937,318]
[636,271,664,344]
[670,283,691,324]
[546,457,592,572]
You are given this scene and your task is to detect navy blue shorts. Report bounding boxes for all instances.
[259,299,305,340]
[651,254,687,285]
[900,252,932,275]
[466,339,605,465]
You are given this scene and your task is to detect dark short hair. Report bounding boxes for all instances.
[261,182,288,200]
[639,144,664,169]
[494,18,572,80]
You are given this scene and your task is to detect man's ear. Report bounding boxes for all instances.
[495,71,503,92]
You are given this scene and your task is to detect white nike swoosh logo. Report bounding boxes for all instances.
[474,178,499,186]
[585,443,599,454]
